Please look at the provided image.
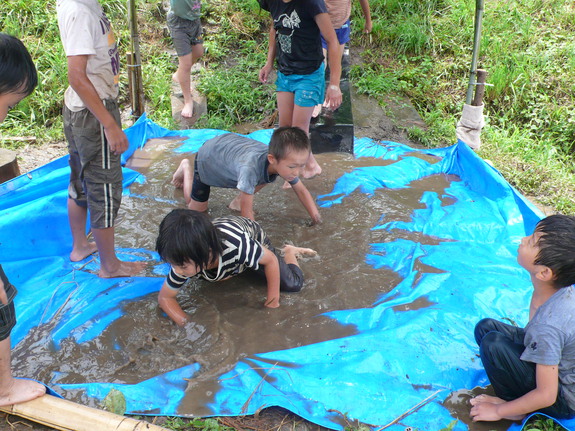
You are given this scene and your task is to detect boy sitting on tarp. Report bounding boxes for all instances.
[155,209,316,326]
[0,33,46,406]
[171,126,322,224]
[470,215,575,422]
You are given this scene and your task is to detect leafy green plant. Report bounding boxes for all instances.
[164,417,234,431]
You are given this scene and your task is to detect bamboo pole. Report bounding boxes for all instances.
[128,0,144,118]
[465,0,485,105]
[0,394,169,431]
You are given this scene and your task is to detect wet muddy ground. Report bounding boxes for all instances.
[5,137,518,431]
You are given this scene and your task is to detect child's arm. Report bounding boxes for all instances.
[315,13,342,111]
[258,248,281,308]
[291,180,322,224]
[470,363,559,421]
[158,281,189,326]
[239,191,256,220]
[259,23,277,84]
[358,0,373,33]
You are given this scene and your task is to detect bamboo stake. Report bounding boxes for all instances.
[0,394,169,431]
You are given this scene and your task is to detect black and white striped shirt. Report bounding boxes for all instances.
[166,216,269,289]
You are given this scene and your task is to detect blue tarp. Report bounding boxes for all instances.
[2,113,573,430]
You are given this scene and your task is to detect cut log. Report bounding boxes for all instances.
[0,394,170,431]
[0,148,20,183]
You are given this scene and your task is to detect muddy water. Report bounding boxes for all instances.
[12,140,492,427]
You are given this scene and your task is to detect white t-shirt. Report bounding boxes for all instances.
[57,0,120,111]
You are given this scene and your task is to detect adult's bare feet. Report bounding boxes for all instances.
[69,242,98,262]
[98,260,147,278]
[0,378,46,407]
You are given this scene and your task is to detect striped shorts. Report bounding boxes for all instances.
[0,281,17,342]
[63,99,123,229]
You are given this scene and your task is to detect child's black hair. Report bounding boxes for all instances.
[156,209,223,271]
[0,33,38,96]
[268,126,310,161]
[534,214,575,288]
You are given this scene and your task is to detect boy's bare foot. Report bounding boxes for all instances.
[181,101,194,118]
[0,378,46,407]
[171,159,190,189]
[283,244,317,259]
[470,394,505,405]
[69,242,98,262]
[228,194,242,212]
[98,260,147,278]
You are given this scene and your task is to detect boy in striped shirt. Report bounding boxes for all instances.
[155,209,316,326]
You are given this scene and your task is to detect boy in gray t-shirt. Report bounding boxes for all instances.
[469,215,575,422]
[171,126,322,224]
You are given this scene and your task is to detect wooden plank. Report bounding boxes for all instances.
[0,394,170,431]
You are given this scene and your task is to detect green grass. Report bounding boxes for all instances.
[349,0,575,214]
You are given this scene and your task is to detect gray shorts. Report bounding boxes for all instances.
[0,281,17,342]
[167,12,203,57]
[63,100,123,230]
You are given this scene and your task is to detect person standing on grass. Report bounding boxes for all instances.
[0,33,46,406]
[57,0,146,278]
[167,0,204,118]
[258,0,343,179]
[312,0,372,118]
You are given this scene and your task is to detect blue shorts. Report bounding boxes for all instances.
[321,20,351,49]
[276,64,326,108]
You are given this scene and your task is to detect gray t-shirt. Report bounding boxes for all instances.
[169,0,201,21]
[196,133,298,195]
[522,285,575,409]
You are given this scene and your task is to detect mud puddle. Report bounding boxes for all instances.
[11,140,502,427]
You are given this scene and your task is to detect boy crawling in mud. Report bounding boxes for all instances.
[155,209,316,326]
[470,215,575,422]
[171,126,322,224]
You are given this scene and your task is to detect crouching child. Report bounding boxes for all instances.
[155,209,316,326]
[470,215,575,422]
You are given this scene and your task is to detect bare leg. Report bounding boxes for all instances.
[282,244,317,266]
[173,44,204,118]
[277,91,295,128]
[0,337,45,406]
[292,105,321,178]
[93,227,146,278]
[171,158,194,205]
[67,198,97,262]
[188,200,209,212]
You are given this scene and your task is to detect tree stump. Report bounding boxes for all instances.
[0,148,21,183]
